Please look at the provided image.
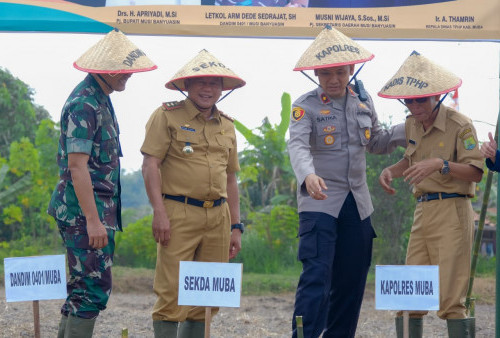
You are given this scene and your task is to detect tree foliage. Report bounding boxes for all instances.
[0,68,50,158]
[366,148,416,265]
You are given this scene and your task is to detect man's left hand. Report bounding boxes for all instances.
[228,230,242,260]
[403,158,442,185]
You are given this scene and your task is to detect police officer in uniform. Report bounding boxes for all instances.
[48,29,156,338]
[378,51,483,338]
[140,49,245,338]
[288,26,406,338]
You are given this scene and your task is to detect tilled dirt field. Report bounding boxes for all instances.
[0,278,495,337]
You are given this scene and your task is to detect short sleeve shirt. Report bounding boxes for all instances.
[47,74,122,231]
[404,104,483,197]
[140,99,239,200]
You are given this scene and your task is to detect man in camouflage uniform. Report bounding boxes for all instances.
[141,49,245,338]
[47,29,156,338]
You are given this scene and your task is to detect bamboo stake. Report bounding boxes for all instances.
[296,315,304,338]
[465,112,500,316]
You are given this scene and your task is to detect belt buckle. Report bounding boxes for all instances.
[203,200,214,208]
[419,194,428,202]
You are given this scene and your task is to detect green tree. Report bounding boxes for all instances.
[235,92,296,213]
[233,93,300,272]
[0,68,50,158]
[0,120,59,244]
[366,147,416,265]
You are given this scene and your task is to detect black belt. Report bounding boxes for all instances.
[417,192,467,203]
[162,194,226,208]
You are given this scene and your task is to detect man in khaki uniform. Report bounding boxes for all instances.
[141,49,245,338]
[378,51,483,338]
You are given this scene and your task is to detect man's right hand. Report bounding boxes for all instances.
[152,209,171,247]
[379,168,396,195]
[87,219,108,249]
[304,174,328,200]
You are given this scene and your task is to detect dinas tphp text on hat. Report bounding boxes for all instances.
[294,25,374,71]
[74,28,157,74]
[378,50,461,99]
[165,49,245,91]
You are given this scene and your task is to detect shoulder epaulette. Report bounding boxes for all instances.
[162,101,182,111]
[219,111,235,122]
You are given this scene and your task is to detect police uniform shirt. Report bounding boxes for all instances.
[287,86,406,220]
[140,99,239,200]
[404,104,483,197]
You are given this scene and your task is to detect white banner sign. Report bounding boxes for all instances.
[178,261,242,308]
[4,255,67,302]
[375,265,439,311]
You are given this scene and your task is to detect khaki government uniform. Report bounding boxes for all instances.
[140,99,239,322]
[403,104,483,319]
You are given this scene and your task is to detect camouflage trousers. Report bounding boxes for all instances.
[57,221,116,319]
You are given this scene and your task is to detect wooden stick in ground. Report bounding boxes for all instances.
[403,311,409,338]
[33,300,40,338]
[205,307,211,338]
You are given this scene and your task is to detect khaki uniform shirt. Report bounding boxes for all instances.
[404,104,483,197]
[288,86,406,220]
[140,99,239,200]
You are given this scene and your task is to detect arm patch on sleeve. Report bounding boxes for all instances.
[292,107,305,121]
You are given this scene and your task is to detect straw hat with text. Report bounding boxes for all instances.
[378,51,461,99]
[294,25,374,71]
[74,28,157,74]
[165,49,246,91]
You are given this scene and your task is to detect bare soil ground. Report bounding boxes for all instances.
[0,277,495,337]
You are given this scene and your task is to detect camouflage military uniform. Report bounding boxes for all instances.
[48,74,122,319]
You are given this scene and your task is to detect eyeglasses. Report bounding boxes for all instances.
[404,97,429,104]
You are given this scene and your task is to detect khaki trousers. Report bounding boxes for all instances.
[152,198,231,322]
[401,197,473,319]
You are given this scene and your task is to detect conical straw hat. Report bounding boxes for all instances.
[74,28,157,74]
[165,49,246,91]
[378,51,461,99]
[294,25,374,71]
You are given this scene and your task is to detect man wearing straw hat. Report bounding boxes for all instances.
[47,28,156,338]
[378,51,482,337]
[288,26,406,338]
[140,49,244,338]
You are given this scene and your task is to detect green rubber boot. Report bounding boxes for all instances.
[64,315,96,338]
[57,315,68,338]
[447,318,475,338]
[395,316,423,338]
[177,320,205,338]
[153,320,179,338]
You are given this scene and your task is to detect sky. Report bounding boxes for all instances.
[0,32,498,172]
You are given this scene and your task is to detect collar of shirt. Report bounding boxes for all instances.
[184,99,221,122]
[412,104,447,135]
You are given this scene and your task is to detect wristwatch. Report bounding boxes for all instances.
[440,160,450,175]
[231,223,245,234]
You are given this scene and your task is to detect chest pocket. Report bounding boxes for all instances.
[98,111,119,163]
[215,134,233,162]
[315,124,341,151]
[404,144,417,166]
[175,129,200,144]
[356,112,372,146]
